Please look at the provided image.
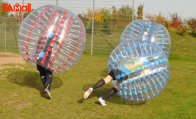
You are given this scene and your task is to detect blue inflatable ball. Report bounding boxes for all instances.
[120,20,171,57]
[108,40,170,101]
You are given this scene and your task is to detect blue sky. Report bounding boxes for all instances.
[5,0,196,19]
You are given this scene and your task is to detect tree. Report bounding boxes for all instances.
[145,13,157,21]
[111,6,117,22]
[137,4,143,20]
[86,9,103,22]
[117,5,133,22]
[181,25,191,36]
[99,8,111,34]
[110,6,118,32]
[186,18,196,32]
[156,13,169,27]
[170,13,182,30]
[78,13,89,31]
[100,8,110,22]
[0,0,8,17]
[145,13,170,27]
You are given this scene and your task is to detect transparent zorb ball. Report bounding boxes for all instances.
[108,40,170,101]
[120,20,171,57]
[18,5,86,73]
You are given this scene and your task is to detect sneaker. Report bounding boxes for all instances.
[98,97,106,106]
[83,88,93,99]
[44,88,52,99]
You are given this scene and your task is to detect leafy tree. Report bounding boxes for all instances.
[181,25,191,36]
[155,13,169,27]
[137,4,143,20]
[145,13,157,21]
[145,13,170,27]
[186,18,196,32]
[100,8,111,34]
[117,5,133,22]
[110,6,117,32]
[78,13,88,26]
[170,13,182,30]
[111,6,117,22]
[100,8,110,22]
[86,9,103,22]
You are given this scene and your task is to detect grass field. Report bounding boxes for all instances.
[0,28,196,118]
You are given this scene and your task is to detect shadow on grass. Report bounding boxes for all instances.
[81,83,146,106]
[7,70,63,92]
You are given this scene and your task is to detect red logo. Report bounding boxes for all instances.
[3,3,31,12]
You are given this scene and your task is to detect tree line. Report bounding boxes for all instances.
[0,0,195,36]
[78,5,195,36]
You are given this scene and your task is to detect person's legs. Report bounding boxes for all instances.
[98,71,129,106]
[102,87,118,100]
[37,64,46,86]
[83,72,114,99]
[43,69,53,99]
[44,69,53,91]
[98,85,118,106]
[92,75,113,89]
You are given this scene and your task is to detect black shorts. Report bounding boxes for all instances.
[37,64,52,75]
[108,70,116,80]
[108,69,128,81]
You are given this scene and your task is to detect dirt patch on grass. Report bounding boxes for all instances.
[0,52,25,65]
[0,65,25,70]
[15,102,32,109]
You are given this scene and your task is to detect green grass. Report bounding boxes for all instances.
[0,21,196,118]
[0,33,196,119]
[0,54,195,119]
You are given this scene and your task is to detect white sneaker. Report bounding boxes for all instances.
[44,88,52,99]
[83,88,93,99]
[98,97,107,106]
